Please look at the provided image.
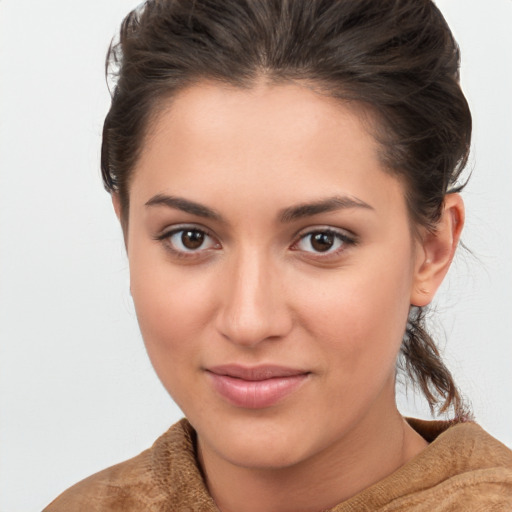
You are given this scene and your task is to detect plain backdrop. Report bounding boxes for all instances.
[0,1,511,510]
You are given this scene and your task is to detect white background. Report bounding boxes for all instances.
[0,1,511,510]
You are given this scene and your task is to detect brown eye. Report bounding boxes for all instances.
[160,227,219,254]
[293,229,354,256]
[181,230,205,250]
[310,232,335,252]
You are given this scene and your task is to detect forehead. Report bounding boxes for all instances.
[131,81,407,222]
[146,81,378,165]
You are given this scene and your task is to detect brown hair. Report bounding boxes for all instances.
[102,0,472,418]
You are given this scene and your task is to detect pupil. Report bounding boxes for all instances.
[311,233,334,252]
[182,230,204,249]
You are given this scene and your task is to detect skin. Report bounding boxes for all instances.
[114,81,464,512]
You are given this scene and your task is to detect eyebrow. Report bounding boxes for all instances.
[145,193,373,223]
[145,194,223,221]
[279,196,374,223]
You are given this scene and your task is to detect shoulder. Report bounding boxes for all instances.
[435,420,512,505]
[43,418,216,512]
[334,419,512,512]
[42,447,159,511]
[407,417,512,472]
[391,419,512,510]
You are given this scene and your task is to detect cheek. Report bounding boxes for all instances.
[128,248,216,383]
[130,273,215,413]
[293,255,413,384]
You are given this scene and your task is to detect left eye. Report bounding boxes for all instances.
[294,230,350,254]
[162,228,218,253]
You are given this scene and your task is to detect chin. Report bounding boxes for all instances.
[219,437,310,470]
[194,411,325,471]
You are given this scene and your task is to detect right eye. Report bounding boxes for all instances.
[157,226,221,257]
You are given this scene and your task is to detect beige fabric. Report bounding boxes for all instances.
[44,418,512,511]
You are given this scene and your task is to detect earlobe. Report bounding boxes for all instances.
[410,194,465,307]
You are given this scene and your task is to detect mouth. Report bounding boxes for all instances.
[205,364,311,409]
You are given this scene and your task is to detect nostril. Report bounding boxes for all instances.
[215,299,293,347]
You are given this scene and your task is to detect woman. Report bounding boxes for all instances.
[44,0,512,510]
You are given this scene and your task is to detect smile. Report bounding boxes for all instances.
[206,365,310,409]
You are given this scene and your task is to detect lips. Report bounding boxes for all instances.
[206,365,310,409]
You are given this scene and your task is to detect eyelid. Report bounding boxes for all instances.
[155,223,215,240]
[293,225,357,243]
[290,225,358,256]
[154,223,222,257]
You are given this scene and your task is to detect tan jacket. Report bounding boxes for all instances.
[44,418,512,511]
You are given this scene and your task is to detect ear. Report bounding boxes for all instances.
[410,193,464,307]
[112,192,123,221]
[111,192,129,247]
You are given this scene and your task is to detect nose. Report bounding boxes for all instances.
[215,249,293,347]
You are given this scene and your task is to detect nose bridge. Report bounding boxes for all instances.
[216,245,290,346]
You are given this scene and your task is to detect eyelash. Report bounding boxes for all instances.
[155,225,357,260]
[291,228,357,259]
[154,225,220,259]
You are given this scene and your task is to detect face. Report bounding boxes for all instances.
[125,82,425,470]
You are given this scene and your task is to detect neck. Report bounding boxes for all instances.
[198,404,428,512]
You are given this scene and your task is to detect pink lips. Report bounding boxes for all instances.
[206,365,310,409]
